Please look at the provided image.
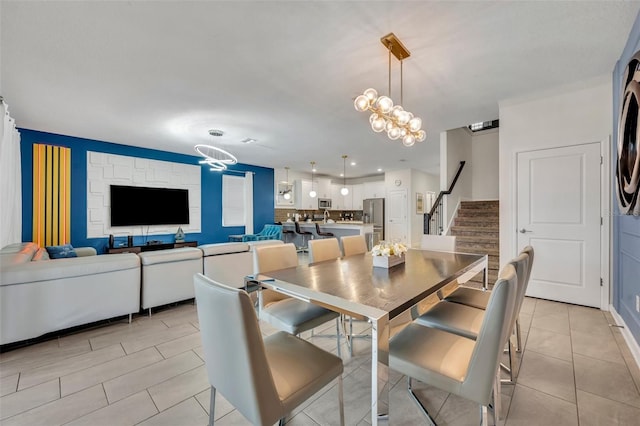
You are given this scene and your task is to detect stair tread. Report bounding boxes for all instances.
[455,235,499,242]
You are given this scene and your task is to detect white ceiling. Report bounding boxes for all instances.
[2,1,638,178]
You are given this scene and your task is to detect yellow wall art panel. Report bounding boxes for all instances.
[32,144,71,246]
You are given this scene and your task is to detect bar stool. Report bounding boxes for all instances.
[294,221,313,252]
[277,222,295,244]
[315,222,335,239]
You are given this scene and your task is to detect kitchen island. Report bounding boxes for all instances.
[282,221,375,251]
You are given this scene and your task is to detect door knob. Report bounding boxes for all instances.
[519,228,532,233]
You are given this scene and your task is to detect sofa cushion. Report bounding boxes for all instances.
[0,253,140,287]
[45,244,77,259]
[138,247,202,266]
[31,248,50,261]
[0,242,41,266]
[199,242,249,257]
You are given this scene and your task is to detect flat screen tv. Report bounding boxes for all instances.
[110,185,189,227]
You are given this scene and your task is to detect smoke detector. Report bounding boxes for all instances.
[208,129,224,137]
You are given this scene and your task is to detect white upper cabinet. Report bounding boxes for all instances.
[314,178,331,199]
[296,179,318,210]
[351,183,363,210]
[363,181,385,199]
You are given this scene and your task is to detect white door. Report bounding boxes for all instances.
[516,143,601,307]
[387,189,407,243]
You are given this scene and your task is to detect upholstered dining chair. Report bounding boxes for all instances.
[307,237,357,355]
[389,264,518,426]
[194,274,345,426]
[308,238,341,263]
[443,246,534,352]
[340,235,368,257]
[253,243,342,355]
[413,252,530,384]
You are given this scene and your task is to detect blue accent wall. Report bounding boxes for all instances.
[19,129,274,253]
[613,11,640,346]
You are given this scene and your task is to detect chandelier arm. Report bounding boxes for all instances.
[388,48,392,98]
[400,59,404,106]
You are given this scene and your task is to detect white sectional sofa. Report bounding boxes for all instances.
[138,247,203,313]
[0,242,141,345]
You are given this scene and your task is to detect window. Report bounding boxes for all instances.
[222,175,246,227]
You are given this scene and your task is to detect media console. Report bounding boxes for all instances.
[106,241,197,254]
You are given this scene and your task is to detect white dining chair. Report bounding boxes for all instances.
[194,274,345,426]
[341,235,368,256]
[253,243,342,355]
[413,252,530,384]
[444,246,534,353]
[308,238,341,263]
[390,264,518,425]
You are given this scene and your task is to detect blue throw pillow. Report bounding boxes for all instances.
[45,244,78,259]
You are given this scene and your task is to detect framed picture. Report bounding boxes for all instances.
[416,192,424,214]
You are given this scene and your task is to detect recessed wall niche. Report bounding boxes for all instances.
[86,152,201,238]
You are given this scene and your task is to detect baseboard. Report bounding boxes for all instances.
[610,304,640,370]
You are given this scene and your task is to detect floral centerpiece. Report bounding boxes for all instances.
[371,241,408,268]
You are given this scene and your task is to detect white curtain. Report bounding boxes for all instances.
[244,171,254,234]
[0,100,22,248]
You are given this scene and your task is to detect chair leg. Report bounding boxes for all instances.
[338,375,345,426]
[500,338,518,385]
[407,377,437,426]
[480,405,489,426]
[335,318,341,357]
[515,318,522,352]
[493,370,502,426]
[209,386,216,426]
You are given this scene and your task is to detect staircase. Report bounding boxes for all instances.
[450,200,499,288]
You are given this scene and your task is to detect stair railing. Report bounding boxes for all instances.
[424,161,466,235]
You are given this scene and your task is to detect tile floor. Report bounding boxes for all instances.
[1,296,639,425]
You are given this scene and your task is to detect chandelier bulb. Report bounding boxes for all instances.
[309,190,317,198]
[402,134,416,147]
[417,130,426,142]
[371,117,386,132]
[363,88,378,101]
[341,187,349,196]
[388,126,401,140]
[409,117,422,132]
[354,95,370,112]
[369,112,379,124]
[376,96,394,114]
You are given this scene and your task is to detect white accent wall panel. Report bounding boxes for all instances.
[86,152,201,238]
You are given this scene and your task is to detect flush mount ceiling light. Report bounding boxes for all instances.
[341,155,349,196]
[354,33,426,147]
[309,161,317,198]
[195,129,238,171]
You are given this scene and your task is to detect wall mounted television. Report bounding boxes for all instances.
[110,185,189,227]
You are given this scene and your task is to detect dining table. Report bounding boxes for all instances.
[256,248,488,426]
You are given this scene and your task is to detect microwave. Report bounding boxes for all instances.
[318,198,332,209]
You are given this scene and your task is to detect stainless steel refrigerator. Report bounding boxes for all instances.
[363,198,385,249]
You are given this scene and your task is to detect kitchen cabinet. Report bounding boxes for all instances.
[351,183,363,210]
[363,181,385,199]
[331,183,353,210]
[315,178,331,199]
[296,179,317,210]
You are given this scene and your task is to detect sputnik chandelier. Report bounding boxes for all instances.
[195,129,238,171]
[354,33,426,147]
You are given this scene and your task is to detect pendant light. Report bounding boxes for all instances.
[283,167,291,200]
[309,161,317,198]
[340,155,349,196]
